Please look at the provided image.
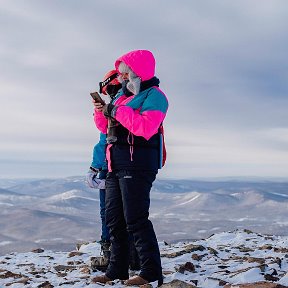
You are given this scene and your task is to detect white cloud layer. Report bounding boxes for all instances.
[0,0,288,178]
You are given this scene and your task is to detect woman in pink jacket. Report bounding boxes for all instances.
[92,50,168,286]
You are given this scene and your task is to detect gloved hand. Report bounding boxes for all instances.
[103,103,115,118]
[86,167,106,189]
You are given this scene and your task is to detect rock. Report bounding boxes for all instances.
[274,247,288,253]
[271,257,282,268]
[31,248,44,253]
[161,251,180,258]
[243,229,254,234]
[80,266,90,274]
[68,251,84,258]
[238,247,254,253]
[30,270,46,276]
[191,253,206,261]
[245,257,265,264]
[0,270,22,279]
[207,247,218,255]
[59,280,80,285]
[218,265,229,269]
[161,244,206,258]
[228,255,244,261]
[270,268,278,276]
[191,280,198,286]
[162,270,174,275]
[259,263,267,272]
[229,266,255,277]
[56,272,67,277]
[176,262,195,273]
[185,244,206,252]
[67,261,74,265]
[264,274,280,282]
[259,244,273,250]
[4,277,30,286]
[53,265,76,272]
[160,279,196,287]
[37,281,54,288]
[219,279,229,286]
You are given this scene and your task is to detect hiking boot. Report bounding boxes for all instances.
[124,275,148,286]
[90,240,111,272]
[90,256,109,272]
[101,240,111,260]
[91,274,111,284]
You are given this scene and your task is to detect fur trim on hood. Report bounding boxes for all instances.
[118,62,141,95]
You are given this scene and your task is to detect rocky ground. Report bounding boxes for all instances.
[0,229,288,287]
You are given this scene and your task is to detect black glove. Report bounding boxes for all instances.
[103,103,115,118]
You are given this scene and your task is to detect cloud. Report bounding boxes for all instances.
[0,0,288,178]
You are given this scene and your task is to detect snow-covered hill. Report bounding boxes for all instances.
[0,230,288,288]
[1,177,288,256]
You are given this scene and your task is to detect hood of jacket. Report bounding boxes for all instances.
[115,50,155,81]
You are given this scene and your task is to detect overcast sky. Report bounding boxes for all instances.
[1,0,288,179]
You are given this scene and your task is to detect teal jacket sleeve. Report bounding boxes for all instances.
[91,133,107,170]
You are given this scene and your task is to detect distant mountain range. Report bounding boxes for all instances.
[1,176,288,255]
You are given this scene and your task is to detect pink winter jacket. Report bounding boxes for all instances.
[94,50,168,170]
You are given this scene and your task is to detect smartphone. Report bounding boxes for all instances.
[90,91,106,105]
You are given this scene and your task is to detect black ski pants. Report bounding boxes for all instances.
[104,170,162,284]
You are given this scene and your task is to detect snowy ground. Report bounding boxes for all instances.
[0,229,288,287]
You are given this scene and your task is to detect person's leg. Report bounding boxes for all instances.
[128,233,140,270]
[104,171,129,280]
[91,170,110,273]
[98,170,110,242]
[119,170,162,284]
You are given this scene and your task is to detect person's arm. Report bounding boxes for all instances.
[94,110,108,134]
[86,133,107,189]
[91,133,107,169]
[93,101,108,134]
[114,88,168,140]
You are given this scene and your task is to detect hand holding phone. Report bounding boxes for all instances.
[90,91,106,105]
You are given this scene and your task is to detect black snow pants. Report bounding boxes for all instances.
[104,170,163,284]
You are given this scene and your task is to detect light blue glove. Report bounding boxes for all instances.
[86,167,106,189]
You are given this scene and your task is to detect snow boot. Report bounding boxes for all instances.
[90,240,111,272]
